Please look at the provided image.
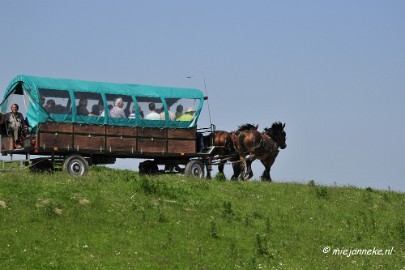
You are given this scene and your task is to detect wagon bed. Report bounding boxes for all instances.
[0,75,230,177]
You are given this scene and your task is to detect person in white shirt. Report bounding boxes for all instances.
[144,103,161,120]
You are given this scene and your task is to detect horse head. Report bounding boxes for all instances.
[264,122,287,149]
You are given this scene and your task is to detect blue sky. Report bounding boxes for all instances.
[1,1,404,191]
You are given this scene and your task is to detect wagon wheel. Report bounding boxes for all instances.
[62,154,88,176]
[185,160,205,178]
[139,160,159,175]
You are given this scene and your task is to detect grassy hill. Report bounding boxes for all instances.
[0,167,404,269]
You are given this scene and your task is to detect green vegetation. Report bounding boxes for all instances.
[0,167,403,269]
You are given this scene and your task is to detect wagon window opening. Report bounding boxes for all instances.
[2,92,25,115]
[169,98,201,120]
[38,89,71,114]
[136,97,163,120]
[0,89,29,129]
[74,92,103,117]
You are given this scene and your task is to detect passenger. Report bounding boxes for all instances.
[54,104,67,114]
[128,105,143,119]
[1,104,27,149]
[139,105,144,118]
[109,97,126,118]
[98,100,105,116]
[88,105,100,116]
[160,106,176,120]
[44,99,56,113]
[128,106,136,119]
[144,103,161,120]
[176,107,195,121]
[77,98,89,115]
[124,100,132,117]
[175,104,183,120]
[176,107,205,151]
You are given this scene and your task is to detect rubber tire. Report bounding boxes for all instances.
[62,155,88,176]
[185,160,205,178]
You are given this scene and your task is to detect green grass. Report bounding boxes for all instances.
[0,167,404,269]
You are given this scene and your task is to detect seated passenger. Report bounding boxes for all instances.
[98,100,105,116]
[109,97,126,118]
[175,104,183,120]
[54,104,68,114]
[144,103,161,120]
[176,107,195,121]
[44,99,56,113]
[128,106,136,119]
[77,98,89,115]
[1,104,28,149]
[160,106,176,120]
[124,100,132,117]
[175,107,205,151]
[128,105,143,119]
[89,105,100,116]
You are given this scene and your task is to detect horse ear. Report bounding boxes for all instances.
[255,124,259,130]
[283,123,286,128]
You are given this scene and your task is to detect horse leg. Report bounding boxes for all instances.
[218,160,226,175]
[244,154,256,179]
[206,162,212,179]
[231,161,241,180]
[260,159,274,182]
[245,159,254,179]
[238,157,247,180]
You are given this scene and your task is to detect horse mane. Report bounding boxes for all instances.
[272,121,284,129]
[264,122,284,133]
[237,123,259,131]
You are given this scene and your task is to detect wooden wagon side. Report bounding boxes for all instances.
[35,122,197,156]
[1,122,217,177]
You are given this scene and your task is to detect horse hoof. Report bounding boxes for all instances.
[243,173,252,180]
[260,177,272,182]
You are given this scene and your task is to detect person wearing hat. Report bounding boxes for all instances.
[176,107,195,121]
[176,107,206,151]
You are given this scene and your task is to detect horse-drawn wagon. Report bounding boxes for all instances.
[0,75,228,177]
[1,75,287,180]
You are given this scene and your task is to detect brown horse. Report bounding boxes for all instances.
[233,123,261,180]
[206,130,241,179]
[234,122,287,181]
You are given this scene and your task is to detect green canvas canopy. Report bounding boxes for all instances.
[1,75,205,131]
